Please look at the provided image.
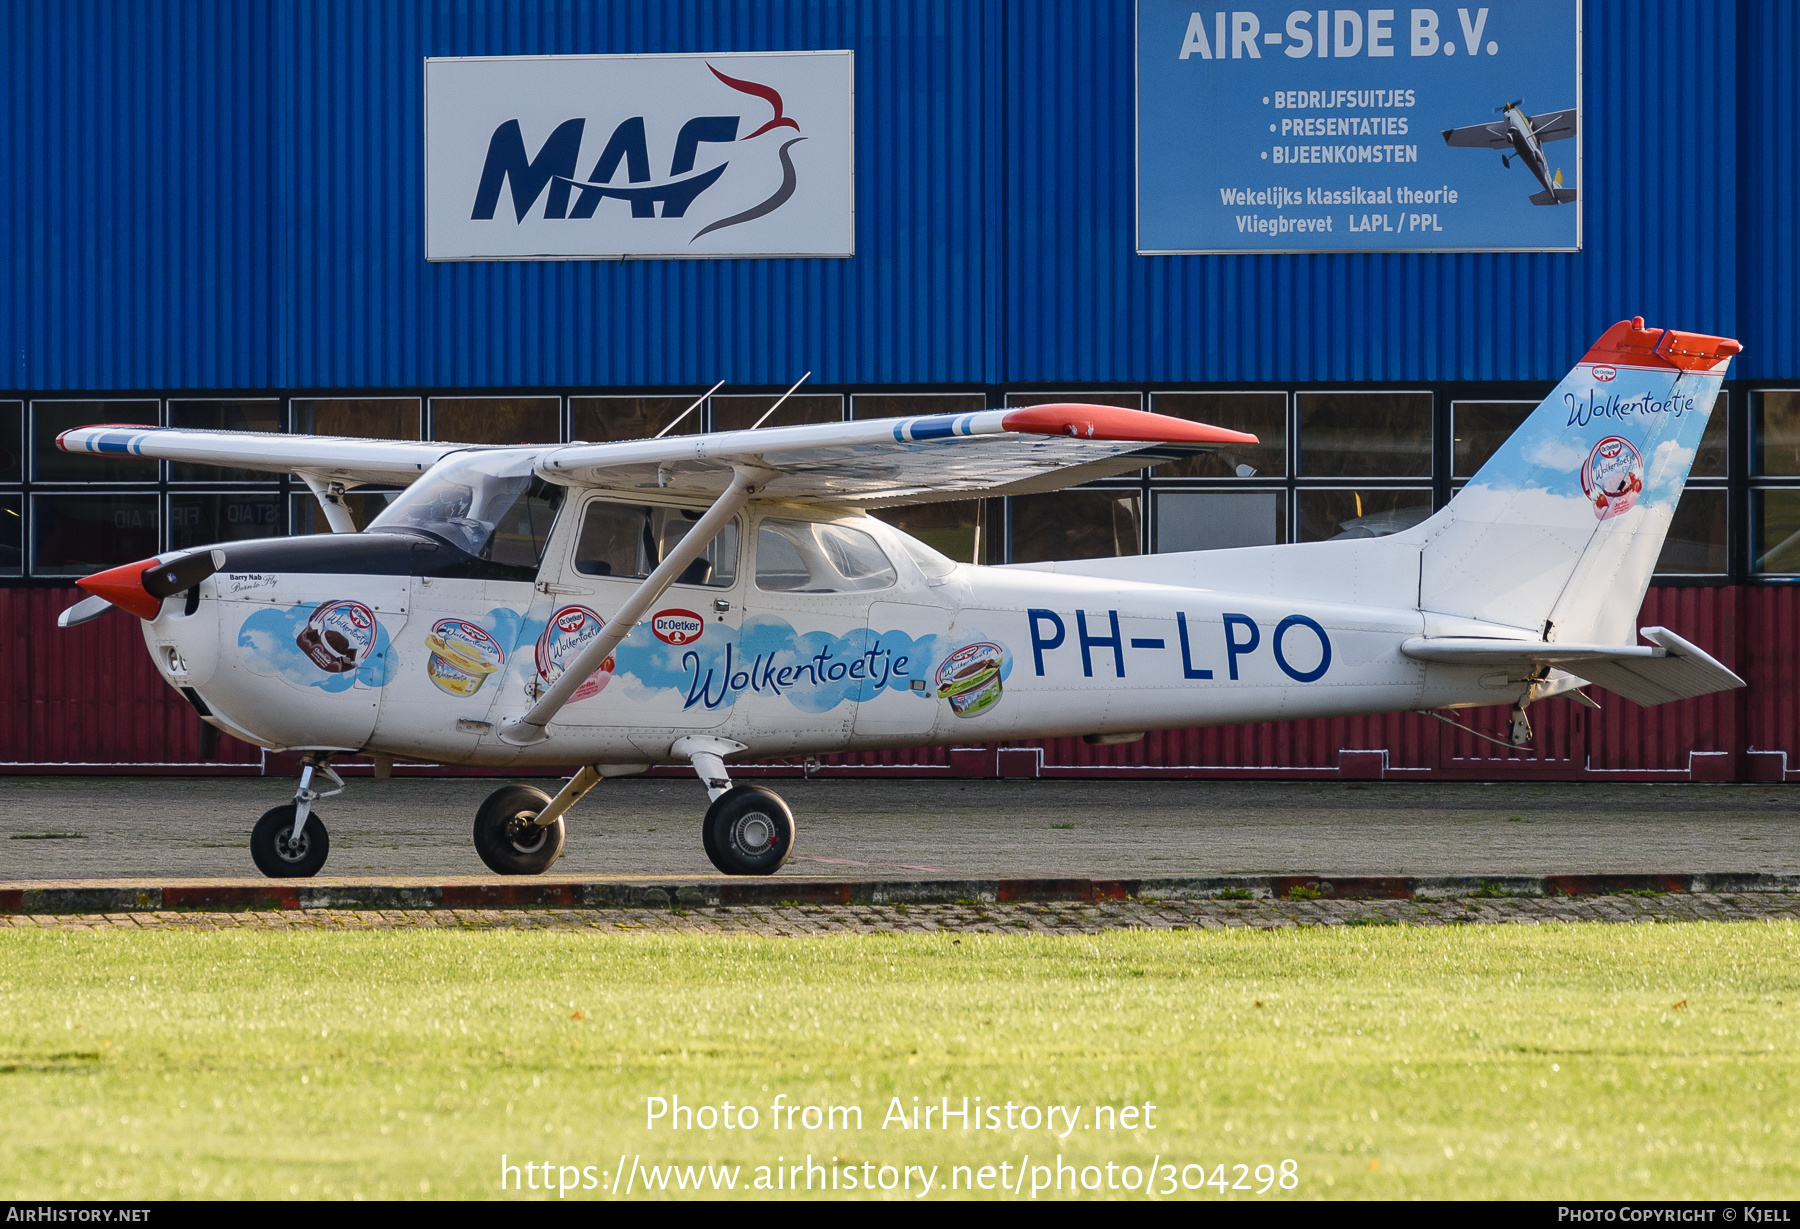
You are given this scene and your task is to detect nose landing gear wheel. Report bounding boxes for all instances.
[702,785,794,876]
[473,784,566,876]
[250,804,330,879]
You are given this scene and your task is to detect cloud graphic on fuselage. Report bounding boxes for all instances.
[237,603,393,692]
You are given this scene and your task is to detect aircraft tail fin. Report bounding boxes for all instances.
[1529,186,1579,205]
[1410,318,1739,644]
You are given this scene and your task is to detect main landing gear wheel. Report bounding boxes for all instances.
[250,804,330,879]
[473,784,566,876]
[702,785,795,876]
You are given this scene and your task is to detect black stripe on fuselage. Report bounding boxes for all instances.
[217,531,538,583]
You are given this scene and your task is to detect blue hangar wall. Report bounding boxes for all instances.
[0,0,1794,393]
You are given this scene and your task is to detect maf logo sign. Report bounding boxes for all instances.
[426,51,853,260]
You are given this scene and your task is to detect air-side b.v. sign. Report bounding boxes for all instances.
[425,51,853,260]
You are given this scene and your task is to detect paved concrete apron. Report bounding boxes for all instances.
[1,776,1795,881]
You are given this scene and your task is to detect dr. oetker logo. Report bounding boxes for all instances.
[651,609,705,646]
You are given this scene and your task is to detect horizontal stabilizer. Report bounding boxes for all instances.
[1528,187,1579,205]
[1400,627,1744,707]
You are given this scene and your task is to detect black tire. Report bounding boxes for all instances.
[473,785,565,876]
[702,785,794,876]
[250,804,330,879]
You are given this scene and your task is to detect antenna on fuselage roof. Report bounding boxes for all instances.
[653,379,725,439]
[749,372,812,429]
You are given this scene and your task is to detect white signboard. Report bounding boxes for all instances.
[425,51,853,260]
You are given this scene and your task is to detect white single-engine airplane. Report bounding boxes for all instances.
[1443,101,1578,206]
[59,319,1741,880]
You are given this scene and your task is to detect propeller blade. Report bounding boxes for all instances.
[77,548,227,620]
[56,593,117,628]
[142,548,227,599]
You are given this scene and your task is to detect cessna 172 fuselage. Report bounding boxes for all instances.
[60,321,1743,880]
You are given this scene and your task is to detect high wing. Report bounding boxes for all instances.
[1440,121,1510,149]
[535,404,1256,505]
[58,425,458,486]
[58,404,1256,509]
[1400,627,1743,707]
[1527,108,1577,142]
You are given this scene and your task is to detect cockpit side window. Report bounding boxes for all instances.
[754,518,897,593]
[572,500,739,587]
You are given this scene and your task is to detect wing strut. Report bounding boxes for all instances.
[499,464,771,747]
[300,474,358,533]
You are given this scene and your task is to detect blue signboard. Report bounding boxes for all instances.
[1137,2,1580,253]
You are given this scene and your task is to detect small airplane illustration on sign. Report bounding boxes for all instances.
[59,320,1740,880]
[1443,101,1578,205]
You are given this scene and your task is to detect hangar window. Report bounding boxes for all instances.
[1754,391,1800,476]
[755,518,896,593]
[430,397,561,446]
[573,500,739,588]
[167,400,283,481]
[870,499,999,565]
[712,394,844,433]
[168,493,282,552]
[1297,392,1431,477]
[1147,393,1286,478]
[32,493,159,575]
[852,393,987,421]
[1656,488,1729,576]
[31,401,160,483]
[294,398,422,440]
[291,491,401,535]
[1155,491,1286,553]
[0,401,21,482]
[0,493,19,576]
[570,396,703,442]
[1297,489,1432,542]
[1754,490,1800,574]
[1010,491,1141,563]
[1451,401,1535,479]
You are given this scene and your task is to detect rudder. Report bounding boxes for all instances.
[1411,318,1738,643]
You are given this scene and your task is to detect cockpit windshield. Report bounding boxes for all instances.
[368,449,564,571]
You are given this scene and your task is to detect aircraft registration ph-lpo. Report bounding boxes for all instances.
[59,320,1742,880]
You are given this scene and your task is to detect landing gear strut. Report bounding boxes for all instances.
[249,758,341,878]
[675,735,795,876]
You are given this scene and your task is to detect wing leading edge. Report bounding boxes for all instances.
[57,426,458,486]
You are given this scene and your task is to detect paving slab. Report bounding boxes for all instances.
[1,776,1796,882]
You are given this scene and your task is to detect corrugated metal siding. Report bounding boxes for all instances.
[1,1,1789,393]
[1004,0,1742,385]
[3,0,992,392]
[1741,0,1799,379]
[0,588,262,766]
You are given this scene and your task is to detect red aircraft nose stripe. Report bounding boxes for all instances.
[75,557,166,621]
[1000,403,1259,445]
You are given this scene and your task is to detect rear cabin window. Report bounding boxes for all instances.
[755,519,897,593]
[573,501,739,588]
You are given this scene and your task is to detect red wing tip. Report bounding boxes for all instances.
[1001,403,1257,446]
[75,558,164,621]
[1584,320,1742,371]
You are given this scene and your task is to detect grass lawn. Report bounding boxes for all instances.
[2,920,1797,1200]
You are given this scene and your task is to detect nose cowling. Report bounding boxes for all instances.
[77,549,225,621]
